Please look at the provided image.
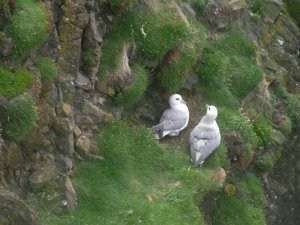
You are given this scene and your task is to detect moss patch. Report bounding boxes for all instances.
[114,64,148,106]
[212,173,266,225]
[3,94,38,142]
[5,0,50,58]
[35,57,57,81]
[0,66,33,99]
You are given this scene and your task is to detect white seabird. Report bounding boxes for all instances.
[151,94,189,139]
[189,105,221,166]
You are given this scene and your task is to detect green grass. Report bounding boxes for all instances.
[35,57,57,81]
[0,66,33,99]
[98,2,200,91]
[158,38,198,91]
[251,0,265,15]
[5,0,49,58]
[3,94,38,142]
[196,30,262,107]
[212,173,266,225]
[218,108,258,161]
[254,151,279,173]
[29,121,226,225]
[114,64,148,106]
[252,114,272,146]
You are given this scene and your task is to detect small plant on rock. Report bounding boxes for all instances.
[35,57,57,81]
[4,94,38,142]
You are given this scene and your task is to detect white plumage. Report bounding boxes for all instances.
[189,105,221,166]
[151,94,189,139]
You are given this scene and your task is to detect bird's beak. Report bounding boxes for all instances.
[180,99,186,104]
[205,104,209,108]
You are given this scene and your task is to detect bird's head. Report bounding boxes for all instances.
[169,94,186,108]
[205,105,218,120]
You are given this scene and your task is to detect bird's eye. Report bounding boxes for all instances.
[208,107,211,111]
[176,98,180,100]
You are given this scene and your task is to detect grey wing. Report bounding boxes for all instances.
[189,126,221,165]
[159,109,188,131]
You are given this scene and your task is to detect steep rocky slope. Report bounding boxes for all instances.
[0,0,299,224]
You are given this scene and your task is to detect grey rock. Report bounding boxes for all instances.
[0,32,12,56]
[0,187,40,225]
[263,0,283,22]
[75,72,92,90]
[75,134,91,156]
[82,101,114,122]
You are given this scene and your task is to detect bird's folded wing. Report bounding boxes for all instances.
[190,126,219,140]
[159,109,188,131]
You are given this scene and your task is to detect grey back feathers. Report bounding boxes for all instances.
[151,94,189,139]
[189,105,221,166]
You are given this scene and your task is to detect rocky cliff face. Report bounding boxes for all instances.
[0,0,299,224]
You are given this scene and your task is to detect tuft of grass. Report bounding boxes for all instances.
[30,121,222,225]
[254,151,279,173]
[129,5,191,61]
[0,66,33,99]
[252,114,272,146]
[106,0,138,8]
[227,56,262,100]
[212,173,266,225]
[5,0,50,58]
[3,94,38,142]
[218,108,258,161]
[214,30,256,58]
[194,0,209,8]
[158,40,198,91]
[196,30,261,106]
[35,57,57,81]
[251,0,265,15]
[114,64,148,106]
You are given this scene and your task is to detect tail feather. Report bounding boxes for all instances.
[151,123,164,139]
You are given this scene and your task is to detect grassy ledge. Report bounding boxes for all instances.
[35,57,57,81]
[29,121,228,225]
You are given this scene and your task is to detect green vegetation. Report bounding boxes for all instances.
[212,173,266,225]
[81,50,96,68]
[35,57,57,81]
[286,0,300,26]
[5,0,49,58]
[115,64,148,106]
[106,0,138,8]
[203,143,230,170]
[3,94,38,141]
[254,151,279,173]
[194,0,209,8]
[30,121,223,225]
[252,115,272,146]
[158,39,198,91]
[196,30,262,108]
[218,108,258,161]
[251,0,265,15]
[99,2,205,92]
[0,66,33,99]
